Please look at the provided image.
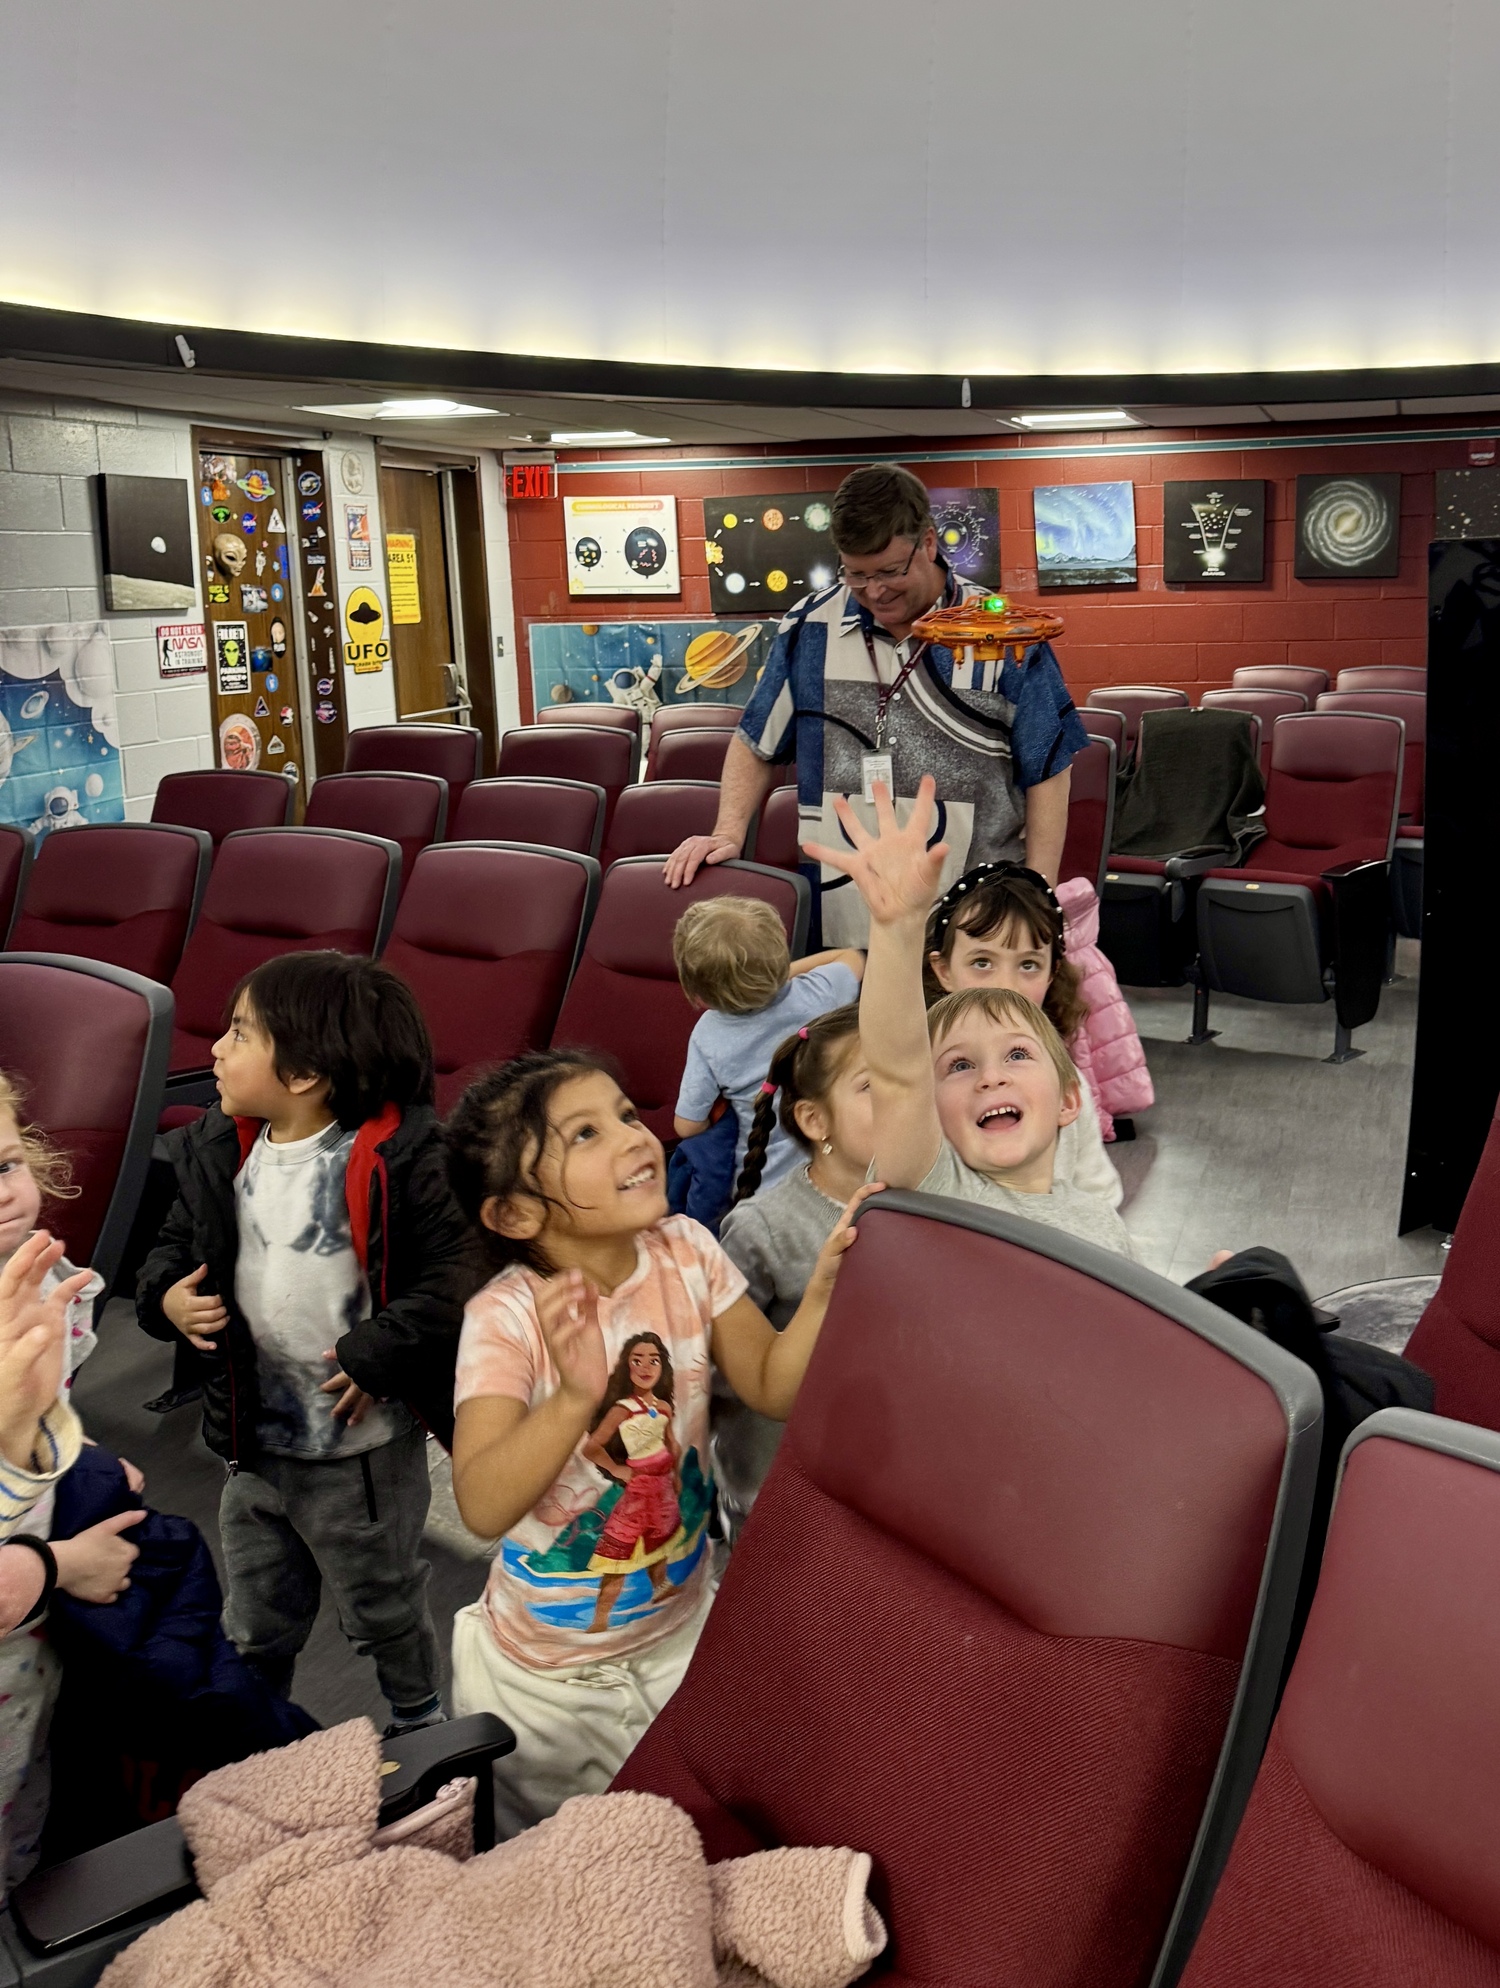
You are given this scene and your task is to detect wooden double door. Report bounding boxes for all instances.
[379,464,496,759]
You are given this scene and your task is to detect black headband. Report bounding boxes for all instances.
[928,861,1066,956]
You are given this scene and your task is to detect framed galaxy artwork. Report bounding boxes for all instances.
[1033,481,1137,589]
[96,474,197,612]
[1163,481,1267,584]
[703,492,838,615]
[1435,468,1500,540]
[1294,473,1401,579]
[930,487,1001,589]
[563,494,680,596]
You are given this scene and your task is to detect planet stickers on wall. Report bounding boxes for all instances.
[1294,474,1400,579]
[703,492,838,616]
[237,470,275,502]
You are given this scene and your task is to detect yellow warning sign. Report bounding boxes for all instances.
[343,585,388,675]
[386,531,422,625]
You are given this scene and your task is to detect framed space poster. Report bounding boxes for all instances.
[1163,481,1267,584]
[1435,468,1500,540]
[1033,482,1137,589]
[704,492,837,615]
[1294,474,1401,579]
[96,474,198,612]
[564,495,680,596]
[529,618,773,717]
[930,487,1001,590]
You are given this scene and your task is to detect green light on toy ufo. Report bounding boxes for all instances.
[983,593,1007,613]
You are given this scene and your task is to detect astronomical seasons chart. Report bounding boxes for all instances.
[1162,481,1267,584]
[704,493,838,615]
[1294,473,1401,579]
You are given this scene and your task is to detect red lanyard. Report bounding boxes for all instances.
[860,627,929,749]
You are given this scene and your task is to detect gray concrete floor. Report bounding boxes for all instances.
[72,944,1439,1724]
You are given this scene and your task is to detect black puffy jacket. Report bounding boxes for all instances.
[136,1103,476,1463]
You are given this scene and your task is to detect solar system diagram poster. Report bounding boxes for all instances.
[564,494,680,595]
[704,493,838,615]
[1294,474,1401,579]
[930,488,1001,590]
[1163,481,1266,584]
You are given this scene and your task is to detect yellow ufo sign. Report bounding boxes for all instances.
[343,587,388,674]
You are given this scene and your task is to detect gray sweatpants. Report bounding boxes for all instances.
[219,1424,441,1715]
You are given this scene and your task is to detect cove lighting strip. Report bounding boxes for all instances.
[554,421,1500,476]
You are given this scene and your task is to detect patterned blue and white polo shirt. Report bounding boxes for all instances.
[736,562,1090,945]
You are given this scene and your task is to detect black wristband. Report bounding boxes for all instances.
[9,1534,58,1625]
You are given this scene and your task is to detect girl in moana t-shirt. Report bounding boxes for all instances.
[583,1333,682,1632]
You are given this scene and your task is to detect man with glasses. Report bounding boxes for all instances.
[665,463,1089,945]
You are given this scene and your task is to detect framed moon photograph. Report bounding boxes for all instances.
[704,492,838,615]
[1163,481,1267,584]
[1294,473,1401,579]
[96,473,197,611]
[1033,481,1137,590]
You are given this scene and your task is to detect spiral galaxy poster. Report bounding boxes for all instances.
[1294,473,1401,579]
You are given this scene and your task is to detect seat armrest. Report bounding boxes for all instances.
[1323,858,1391,1033]
[9,1818,195,1957]
[379,1711,517,1850]
[1164,849,1235,881]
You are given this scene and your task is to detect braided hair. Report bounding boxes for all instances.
[731,1002,862,1206]
[922,863,1087,1041]
[445,1048,619,1276]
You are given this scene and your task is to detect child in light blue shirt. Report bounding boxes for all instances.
[673,896,863,1192]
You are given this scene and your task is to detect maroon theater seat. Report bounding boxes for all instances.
[1200,688,1307,782]
[0,823,34,946]
[1089,685,1190,754]
[383,842,600,1114]
[305,771,448,897]
[1403,1100,1500,1430]
[1194,712,1403,1061]
[1232,663,1330,701]
[1336,664,1426,693]
[1315,688,1425,826]
[451,777,606,859]
[552,857,809,1142]
[750,784,803,873]
[1059,734,1117,897]
[535,703,642,778]
[343,723,483,811]
[616,1191,1321,1988]
[1075,706,1126,755]
[166,827,400,1079]
[0,953,172,1286]
[645,727,734,785]
[603,782,723,869]
[646,703,743,778]
[1180,1409,1500,1988]
[150,769,292,849]
[8,823,210,986]
[497,726,634,841]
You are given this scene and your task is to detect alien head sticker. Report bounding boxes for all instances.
[343,586,388,674]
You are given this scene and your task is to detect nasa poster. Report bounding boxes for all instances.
[563,494,680,596]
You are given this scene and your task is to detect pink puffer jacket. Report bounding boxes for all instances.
[1057,877,1155,1142]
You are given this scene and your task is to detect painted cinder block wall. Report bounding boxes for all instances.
[507,418,1451,720]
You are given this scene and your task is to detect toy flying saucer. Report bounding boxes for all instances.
[912,593,1063,665]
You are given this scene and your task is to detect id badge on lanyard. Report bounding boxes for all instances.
[860,750,893,803]
[860,627,923,803]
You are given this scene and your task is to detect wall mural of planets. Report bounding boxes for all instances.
[528,618,775,716]
[1294,473,1401,578]
[0,620,124,838]
[704,492,838,615]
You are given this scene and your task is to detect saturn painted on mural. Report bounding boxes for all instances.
[676,623,762,694]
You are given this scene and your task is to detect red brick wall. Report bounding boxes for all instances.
[506,419,1461,720]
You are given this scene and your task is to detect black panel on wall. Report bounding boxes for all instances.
[1401,541,1500,1232]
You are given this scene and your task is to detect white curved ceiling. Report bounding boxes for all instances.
[2,0,1495,381]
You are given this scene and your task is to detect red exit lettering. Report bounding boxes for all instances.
[506,464,556,500]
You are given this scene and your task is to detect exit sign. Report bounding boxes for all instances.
[506,462,556,499]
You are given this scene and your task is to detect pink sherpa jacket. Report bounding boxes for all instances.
[1057,877,1155,1140]
[100,1720,887,1988]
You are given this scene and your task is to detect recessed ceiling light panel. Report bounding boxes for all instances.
[549,428,671,446]
[297,398,505,419]
[1012,409,1138,430]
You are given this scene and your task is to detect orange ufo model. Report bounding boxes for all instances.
[912,593,1063,666]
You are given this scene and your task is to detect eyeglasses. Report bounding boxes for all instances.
[838,539,924,594]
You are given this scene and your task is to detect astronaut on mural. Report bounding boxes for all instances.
[605,652,664,720]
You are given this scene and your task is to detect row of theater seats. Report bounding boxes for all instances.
[8,1136,1500,1983]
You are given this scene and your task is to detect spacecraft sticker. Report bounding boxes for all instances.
[270,583,284,602]
[251,647,272,671]
[240,584,269,615]
[265,672,280,692]
[254,696,270,718]
[279,705,294,725]
[298,471,323,497]
[315,701,338,724]
[301,500,323,523]
[267,508,285,533]
[266,733,285,755]
[211,505,232,525]
[237,470,275,502]
[316,678,334,695]
[309,570,327,597]
[207,584,230,605]
[214,621,251,695]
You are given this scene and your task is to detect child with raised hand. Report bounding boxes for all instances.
[136,952,473,1738]
[445,1049,875,1833]
[807,778,1135,1259]
[672,895,864,1194]
[923,865,1123,1209]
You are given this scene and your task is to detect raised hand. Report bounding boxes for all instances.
[802,775,949,926]
[535,1268,608,1408]
[0,1231,92,1470]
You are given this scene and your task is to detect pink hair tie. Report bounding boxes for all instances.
[798,1026,809,1039]
[760,1080,776,1095]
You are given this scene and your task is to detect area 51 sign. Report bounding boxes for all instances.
[343,586,388,674]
